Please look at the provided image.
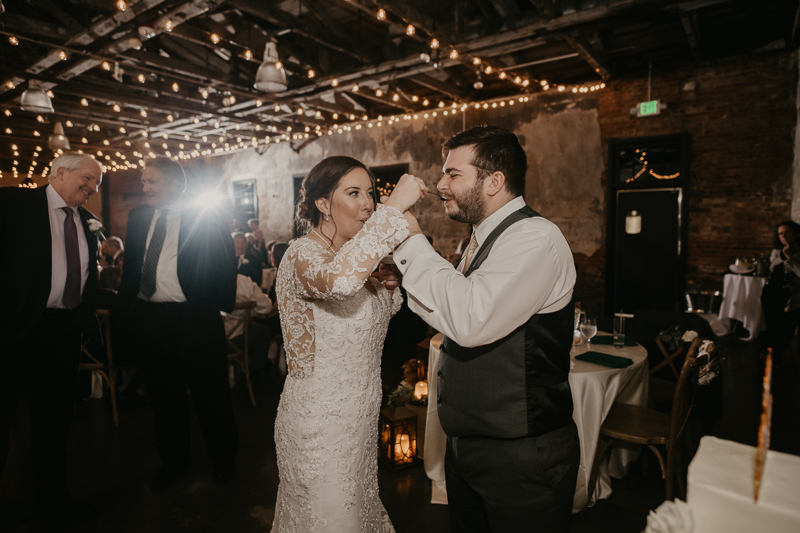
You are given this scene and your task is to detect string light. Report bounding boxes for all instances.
[3,109,11,116]
[9,36,19,45]
[58,51,67,61]
[113,104,121,112]
[406,25,415,36]
[431,38,439,49]
[164,20,173,32]
[102,62,111,71]
[375,89,383,97]
[172,83,179,92]
[377,8,386,20]
[138,74,145,83]
[308,69,315,79]
[331,79,339,87]
[210,33,220,44]
[244,49,253,60]
[167,114,174,122]
[116,0,127,11]
[352,84,359,92]
[140,109,147,117]
[5,81,14,89]
[81,98,89,106]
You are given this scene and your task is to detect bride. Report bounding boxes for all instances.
[271,156,427,532]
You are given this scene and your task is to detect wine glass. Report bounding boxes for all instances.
[580,318,597,347]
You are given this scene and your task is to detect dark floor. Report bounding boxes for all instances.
[2,334,799,532]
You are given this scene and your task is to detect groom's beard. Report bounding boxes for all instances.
[445,179,486,225]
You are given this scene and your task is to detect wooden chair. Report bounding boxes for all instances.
[226,300,257,406]
[588,337,709,502]
[649,338,683,402]
[80,309,118,426]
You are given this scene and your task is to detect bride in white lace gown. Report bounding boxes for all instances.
[271,157,427,532]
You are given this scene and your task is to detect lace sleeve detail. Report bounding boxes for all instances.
[276,204,408,379]
[390,287,403,317]
[293,204,408,301]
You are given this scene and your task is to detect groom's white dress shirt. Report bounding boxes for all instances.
[393,196,576,348]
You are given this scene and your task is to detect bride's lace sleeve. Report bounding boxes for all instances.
[293,204,409,301]
[390,287,403,316]
[277,204,409,378]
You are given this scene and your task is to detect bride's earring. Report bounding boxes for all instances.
[325,213,329,221]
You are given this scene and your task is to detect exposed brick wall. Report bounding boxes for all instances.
[581,51,797,313]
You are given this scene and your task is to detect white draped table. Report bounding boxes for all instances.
[423,332,649,512]
[718,273,766,340]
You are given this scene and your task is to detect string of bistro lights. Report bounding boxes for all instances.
[2,0,608,180]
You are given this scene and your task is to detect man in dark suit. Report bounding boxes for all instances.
[0,152,103,530]
[117,156,238,490]
[101,236,124,267]
[233,231,262,286]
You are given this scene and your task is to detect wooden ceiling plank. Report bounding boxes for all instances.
[560,32,612,81]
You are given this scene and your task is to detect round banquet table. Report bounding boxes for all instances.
[423,332,649,512]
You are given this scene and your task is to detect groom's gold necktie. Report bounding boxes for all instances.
[460,233,479,274]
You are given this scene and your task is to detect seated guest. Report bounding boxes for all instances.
[233,232,262,286]
[247,218,265,250]
[101,236,124,267]
[245,232,264,266]
[225,274,274,371]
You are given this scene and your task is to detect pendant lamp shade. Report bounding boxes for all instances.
[254,42,287,92]
[21,81,54,114]
[48,122,71,151]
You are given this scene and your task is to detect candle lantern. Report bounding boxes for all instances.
[378,405,418,469]
[413,380,428,400]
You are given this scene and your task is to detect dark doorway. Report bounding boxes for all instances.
[606,134,691,315]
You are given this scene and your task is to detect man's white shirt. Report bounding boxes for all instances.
[394,196,576,348]
[140,206,186,302]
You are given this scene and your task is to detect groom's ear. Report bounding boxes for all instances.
[485,171,507,197]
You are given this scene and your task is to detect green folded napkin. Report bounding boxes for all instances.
[575,351,634,368]
[589,336,637,346]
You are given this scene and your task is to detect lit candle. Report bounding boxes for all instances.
[414,381,428,400]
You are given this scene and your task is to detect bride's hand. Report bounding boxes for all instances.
[384,174,428,213]
[372,263,402,291]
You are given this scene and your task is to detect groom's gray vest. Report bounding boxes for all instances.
[438,206,575,439]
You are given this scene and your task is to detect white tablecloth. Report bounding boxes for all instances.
[718,274,766,340]
[424,332,649,512]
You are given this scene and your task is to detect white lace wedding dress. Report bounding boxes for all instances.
[271,204,409,532]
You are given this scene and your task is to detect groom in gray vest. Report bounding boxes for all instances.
[394,125,579,532]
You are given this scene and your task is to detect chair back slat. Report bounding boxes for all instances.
[669,337,707,445]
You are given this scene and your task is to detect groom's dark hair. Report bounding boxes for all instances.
[442,125,526,197]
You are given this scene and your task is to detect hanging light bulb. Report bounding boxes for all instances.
[172,82,179,92]
[406,25,415,36]
[65,120,73,127]
[392,94,399,102]
[119,127,126,133]
[431,38,439,49]
[116,0,127,11]
[449,50,459,60]
[81,98,89,106]
[164,19,173,32]
[377,8,386,20]
[473,57,481,65]
[352,84,359,92]
[113,104,121,112]
[499,72,507,79]
[3,109,10,116]
[58,50,67,61]
[308,69,315,79]
[244,49,253,60]
[138,74,145,83]
[210,33,220,44]
[9,36,19,46]
[331,79,339,87]
[140,109,147,117]
[422,99,429,106]
[256,99,263,107]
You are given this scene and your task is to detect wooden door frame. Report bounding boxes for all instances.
[604,133,692,315]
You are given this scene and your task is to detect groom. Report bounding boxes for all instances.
[394,125,580,532]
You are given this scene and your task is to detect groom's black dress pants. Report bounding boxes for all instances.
[0,308,83,516]
[130,300,237,469]
[445,421,580,533]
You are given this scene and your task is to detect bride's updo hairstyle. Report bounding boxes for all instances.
[295,156,376,233]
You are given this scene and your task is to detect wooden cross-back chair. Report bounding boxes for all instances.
[589,337,711,502]
[649,338,684,403]
[80,309,118,426]
[226,300,257,406]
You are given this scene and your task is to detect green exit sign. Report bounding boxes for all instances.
[638,100,661,117]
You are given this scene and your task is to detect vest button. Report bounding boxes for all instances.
[437,371,442,377]
[400,259,407,265]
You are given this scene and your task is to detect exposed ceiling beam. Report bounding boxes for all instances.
[560,32,611,81]
[680,12,701,58]
[407,74,469,99]
[228,0,375,64]
[526,0,561,19]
